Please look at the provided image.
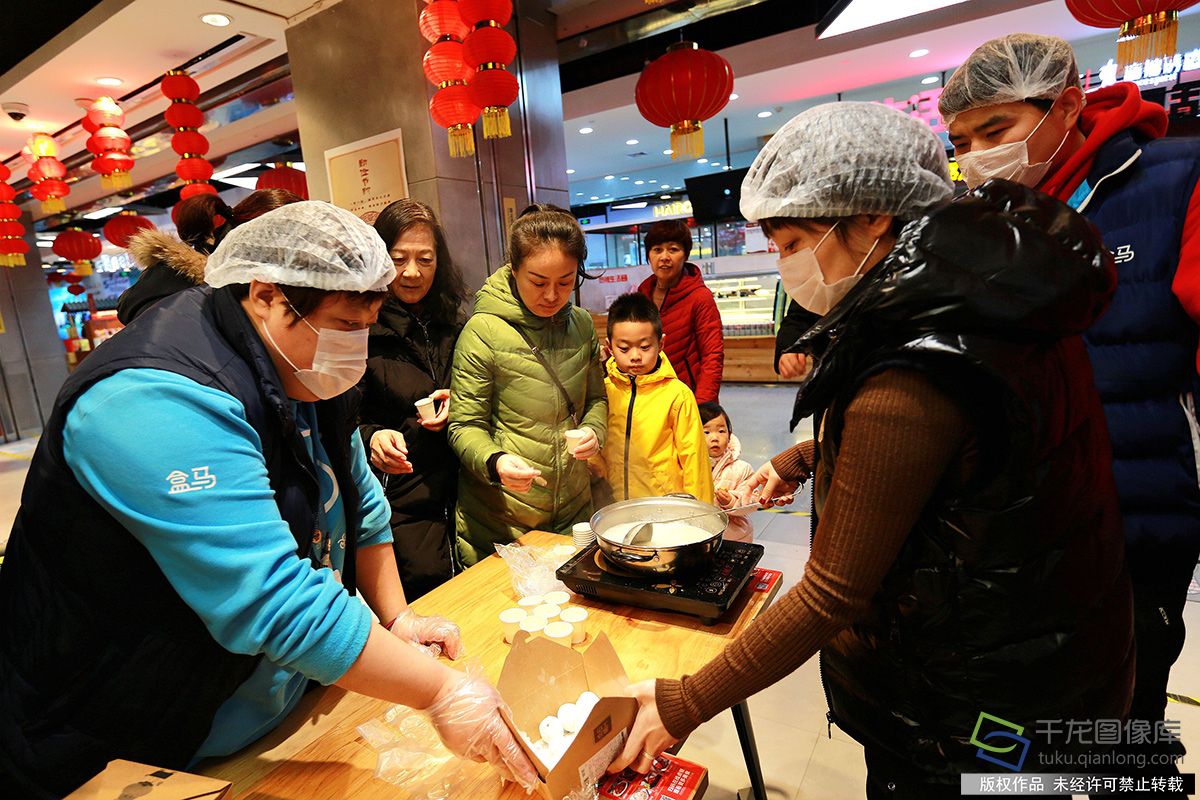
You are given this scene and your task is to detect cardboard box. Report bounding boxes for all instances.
[499,632,639,800]
[597,752,709,800]
[65,759,230,799]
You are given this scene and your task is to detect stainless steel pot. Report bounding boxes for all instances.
[590,495,726,575]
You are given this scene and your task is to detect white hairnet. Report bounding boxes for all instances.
[939,34,1080,125]
[205,200,396,292]
[740,102,953,223]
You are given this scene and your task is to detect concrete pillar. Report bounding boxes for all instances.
[285,0,569,294]
[0,215,67,439]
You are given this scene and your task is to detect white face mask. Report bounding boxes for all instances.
[260,302,368,400]
[954,106,1071,190]
[778,222,881,316]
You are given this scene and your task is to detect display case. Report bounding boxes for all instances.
[707,272,779,338]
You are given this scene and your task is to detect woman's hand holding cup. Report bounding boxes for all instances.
[496,454,542,493]
[738,461,798,507]
[418,389,452,432]
[565,427,599,460]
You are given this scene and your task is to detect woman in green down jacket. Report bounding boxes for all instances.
[449,205,607,565]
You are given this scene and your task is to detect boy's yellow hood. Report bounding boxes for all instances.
[604,352,678,387]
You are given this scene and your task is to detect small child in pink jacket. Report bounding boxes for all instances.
[699,402,755,542]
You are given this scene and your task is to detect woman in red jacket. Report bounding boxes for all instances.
[636,220,725,402]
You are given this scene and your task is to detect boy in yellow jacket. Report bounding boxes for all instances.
[598,293,714,503]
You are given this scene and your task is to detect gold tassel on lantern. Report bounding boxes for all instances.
[670,120,704,160]
[40,198,65,215]
[108,172,132,190]
[447,124,476,158]
[1118,11,1179,69]
[482,107,511,139]
[74,260,94,277]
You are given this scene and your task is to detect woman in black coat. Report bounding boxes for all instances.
[358,199,467,599]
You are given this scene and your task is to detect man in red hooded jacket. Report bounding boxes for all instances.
[942,34,1200,782]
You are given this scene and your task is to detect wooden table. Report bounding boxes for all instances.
[200,531,782,799]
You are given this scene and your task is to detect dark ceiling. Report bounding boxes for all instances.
[1,1,105,77]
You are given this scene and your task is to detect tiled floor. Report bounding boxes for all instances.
[0,385,1196,799]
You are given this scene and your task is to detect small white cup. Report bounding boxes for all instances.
[517,595,544,610]
[560,606,588,644]
[415,396,436,421]
[543,590,571,607]
[544,620,574,646]
[532,603,562,621]
[500,607,528,643]
[564,428,587,454]
[519,616,546,639]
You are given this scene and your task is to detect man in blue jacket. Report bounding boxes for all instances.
[942,34,1200,778]
[0,201,535,797]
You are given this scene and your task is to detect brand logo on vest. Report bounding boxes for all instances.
[166,466,217,494]
[971,711,1032,771]
[1113,245,1135,264]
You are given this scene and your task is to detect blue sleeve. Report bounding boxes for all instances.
[351,430,392,548]
[62,369,370,686]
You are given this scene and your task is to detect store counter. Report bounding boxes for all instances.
[199,530,782,799]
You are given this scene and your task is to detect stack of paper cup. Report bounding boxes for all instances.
[560,606,588,644]
[572,522,595,548]
[500,607,528,643]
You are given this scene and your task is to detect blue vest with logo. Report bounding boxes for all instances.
[0,286,363,798]
[1074,131,1200,561]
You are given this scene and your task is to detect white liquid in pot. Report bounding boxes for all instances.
[601,520,714,548]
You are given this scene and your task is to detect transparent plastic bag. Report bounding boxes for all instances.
[494,541,578,598]
[358,702,499,799]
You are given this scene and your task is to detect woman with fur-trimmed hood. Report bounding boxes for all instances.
[117,189,300,324]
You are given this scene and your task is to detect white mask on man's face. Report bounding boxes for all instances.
[777,222,881,316]
[954,106,1071,190]
[259,297,368,400]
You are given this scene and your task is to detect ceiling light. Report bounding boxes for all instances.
[674,185,682,189]
[818,1,969,39]
[625,139,639,146]
[660,183,670,188]
[922,76,940,85]
[620,176,630,181]
[662,148,673,155]
[613,201,648,210]
[96,77,123,87]
[82,207,123,220]
[566,168,576,174]
[576,192,583,196]
[604,174,614,180]
[710,162,720,167]
[578,126,593,134]
[211,162,261,181]
[757,111,772,118]
[909,48,930,58]
[200,12,232,27]
[722,165,731,170]
[729,93,739,100]
[660,195,671,200]
[292,162,306,172]
[590,195,599,200]
[634,180,645,185]
[698,158,708,164]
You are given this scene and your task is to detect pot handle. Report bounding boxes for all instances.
[666,492,697,500]
[607,548,656,563]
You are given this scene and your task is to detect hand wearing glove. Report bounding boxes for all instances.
[389,609,465,660]
[426,670,539,793]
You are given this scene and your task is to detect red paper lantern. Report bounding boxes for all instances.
[176,156,214,183]
[467,67,519,138]
[419,0,469,43]
[64,272,83,284]
[68,283,86,296]
[1066,1,1199,66]
[255,165,309,199]
[0,236,29,267]
[28,133,58,159]
[430,83,480,157]
[635,42,734,160]
[464,25,516,69]
[179,182,219,200]
[171,129,210,156]
[165,102,205,130]
[103,211,155,248]
[161,70,200,102]
[36,159,67,180]
[81,115,100,134]
[0,162,9,182]
[53,228,102,276]
[459,0,512,27]
[26,133,70,213]
[86,96,125,129]
[0,221,23,237]
[424,39,473,85]
[0,184,13,203]
[0,204,20,220]
[91,126,131,153]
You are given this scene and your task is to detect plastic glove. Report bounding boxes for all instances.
[390,610,465,660]
[426,669,539,793]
